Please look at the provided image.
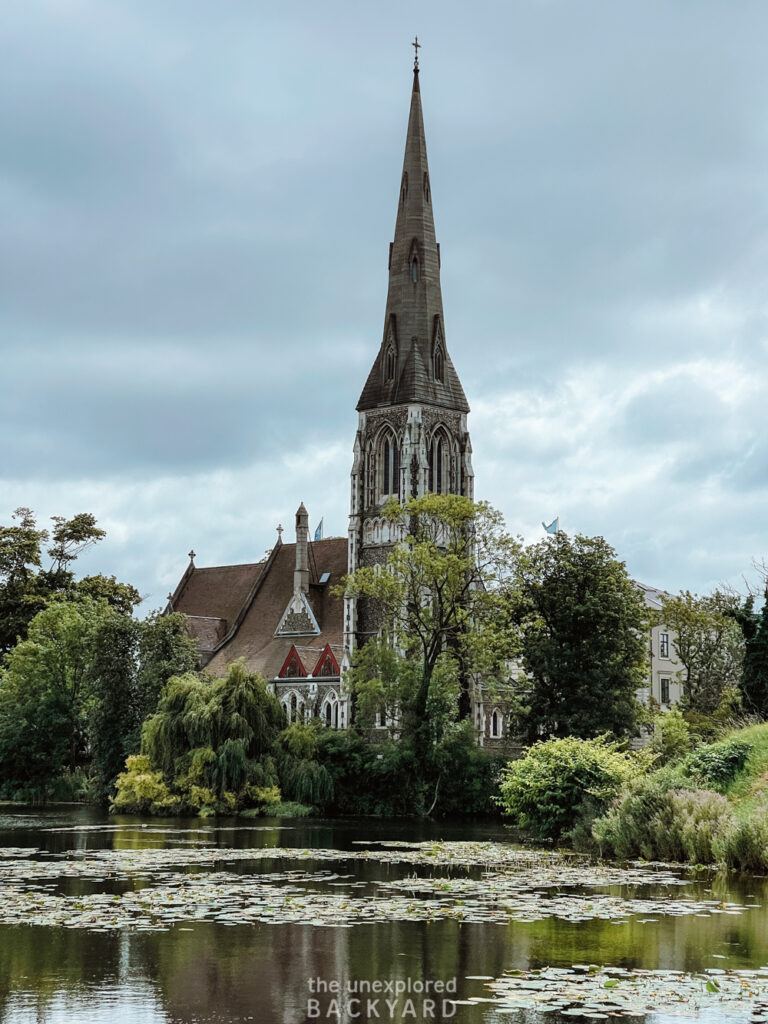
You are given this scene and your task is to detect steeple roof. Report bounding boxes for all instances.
[357,65,469,413]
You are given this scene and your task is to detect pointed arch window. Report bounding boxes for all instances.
[401,172,408,205]
[385,346,395,382]
[423,173,430,202]
[428,431,450,495]
[411,256,420,283]
[379,431,400,497]
[434,345,444,383]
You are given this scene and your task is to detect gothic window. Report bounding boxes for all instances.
[423,172,430,202]
[491,710,500,738]
[428,430,450,495]
[385,345,395,381]
[322,691,339,729]
[401,172,408,204]
[378,430,400,497]
[290,692,298,724]
[411,256,419,283]
[434,345,444,383]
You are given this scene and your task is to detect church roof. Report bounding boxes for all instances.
[170,537,347,679]
[357,66,469,414]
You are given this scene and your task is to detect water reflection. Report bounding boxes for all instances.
[0,809,767,1024]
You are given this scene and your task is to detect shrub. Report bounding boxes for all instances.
[592,774,731,864]
[683,738,753,791]
[711,811,768,871]
[111,755,180,815]
[496,735,642,840]
[651,709,691,764]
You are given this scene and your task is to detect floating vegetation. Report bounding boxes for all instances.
[479,965,768,1018]
[0,840,746,936]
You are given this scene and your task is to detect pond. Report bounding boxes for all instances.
[0,807,767,1024]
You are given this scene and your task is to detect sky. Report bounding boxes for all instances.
[2,0,767,611]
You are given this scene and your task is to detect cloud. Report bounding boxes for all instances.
[3,0,768,605]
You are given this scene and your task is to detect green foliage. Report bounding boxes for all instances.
[0,598,198,803]
[683,738,753,791]
[510,533,649,740]
[112,755,180,816]
[280,721,320,760]
[241,800,314,818]
[711,810,768,871]
[341,496,520,746]
[740,594,768,714]
[113,661,286,816]
[497,735,643,840]
[651,708,692,764]
[591,724,768,870]
[661,590,745,714]
[0,507,136,655]
[591,773,728,863]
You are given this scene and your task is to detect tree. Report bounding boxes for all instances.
[343,495,520,748]
[510,532,650,740]
[0,507,138,654]
[737,589,768,714]
[0,599,105,793]
[660,590,745,714]
[122,661,286,814]
[0,599,198,801]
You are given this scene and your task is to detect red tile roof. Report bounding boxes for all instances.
[171,537,348,680]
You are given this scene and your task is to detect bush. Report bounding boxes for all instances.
[651,709,691,764]
[496,735,643,840]
[592,773,731,864]
[683,738,753,791]
[111,755,181,815]
[711,811,768,871]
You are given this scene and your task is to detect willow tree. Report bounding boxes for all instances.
[135,661,286,813]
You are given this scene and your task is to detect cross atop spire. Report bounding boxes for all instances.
[356,58,469,414]
[412,36,420,71]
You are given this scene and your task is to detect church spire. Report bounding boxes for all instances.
[357,54,469,413]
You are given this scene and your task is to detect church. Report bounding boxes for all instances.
[168,54,512,746]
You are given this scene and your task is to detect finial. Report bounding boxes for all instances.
[412,36,420,71]
[188,549,196,562]
[276,524,284,540]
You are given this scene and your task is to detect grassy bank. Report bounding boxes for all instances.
[593,722,768,870]
[498,724,768,872]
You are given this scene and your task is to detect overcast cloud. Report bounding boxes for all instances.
[2,0,767,609]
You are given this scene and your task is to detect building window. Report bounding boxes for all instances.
[434,346,444,383]
[660,677,670,704]
[659,632,670,659]
[380,433,399,496]
[428,434,446,494]
[491,710,500,737]
[385,346,395,381]
[411,257,419,283]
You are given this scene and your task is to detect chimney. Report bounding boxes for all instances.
[294,502,309,594]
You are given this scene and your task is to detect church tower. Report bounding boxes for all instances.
[346,49,474,649]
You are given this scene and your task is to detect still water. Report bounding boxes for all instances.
[0,807,767,1024]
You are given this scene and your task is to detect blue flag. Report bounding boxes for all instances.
[542,517,559,535]
[314,518,324,542]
